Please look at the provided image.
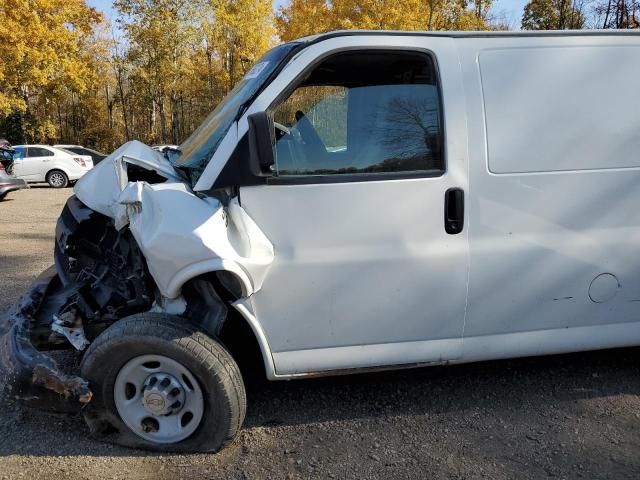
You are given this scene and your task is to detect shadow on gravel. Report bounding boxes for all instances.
[243,346,640,428]
[0,231,56,242]
[26,184,72,189]
[0,346,638,460]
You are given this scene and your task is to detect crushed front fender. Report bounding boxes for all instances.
[0,266,92,412]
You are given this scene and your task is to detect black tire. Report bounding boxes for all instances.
[80,312,246,452]
[46,169,69,188]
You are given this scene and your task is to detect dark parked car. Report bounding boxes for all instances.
[54,144,107,165]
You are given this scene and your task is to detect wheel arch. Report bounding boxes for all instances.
[163,259,254,299]
[45,167,70,181]
[229,300,277,380]
[177,269,276,381]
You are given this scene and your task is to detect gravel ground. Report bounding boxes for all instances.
[1,187,640,479]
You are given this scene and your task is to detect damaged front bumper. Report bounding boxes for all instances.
[0,267,91,412]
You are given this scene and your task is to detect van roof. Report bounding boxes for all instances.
[298,29,640,43]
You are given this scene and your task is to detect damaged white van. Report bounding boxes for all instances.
[2,30,640,452]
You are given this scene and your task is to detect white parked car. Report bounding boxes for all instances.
[12,145,93,188]
[3,30,640,453]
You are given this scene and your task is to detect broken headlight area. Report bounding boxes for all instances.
[49,195,154,343]
[0,195,155,411]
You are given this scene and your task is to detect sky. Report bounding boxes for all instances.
[87,0,530,30]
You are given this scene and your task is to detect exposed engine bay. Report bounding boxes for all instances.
[33,196,155,350]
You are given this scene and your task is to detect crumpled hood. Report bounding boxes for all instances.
[74,140,183,218]
[73,140,274,299]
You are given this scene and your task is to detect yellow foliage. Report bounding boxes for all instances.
[207,0,275,88]
[0,0,102,116]
[0,0,501,148]
[277,0,495,42]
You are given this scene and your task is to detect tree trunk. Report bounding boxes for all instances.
[115,65,131,140]
[171,92,179,144]
[105,84,114,130]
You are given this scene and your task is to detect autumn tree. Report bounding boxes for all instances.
[593,0,640,28]
[1,0,516,152]
[113,0,273,144]
[276,0,332,41]
[277,0,497,41]
[0,0,102,143]
[521,0,586,29]
[114,0,194,143]
[205,0,275,91]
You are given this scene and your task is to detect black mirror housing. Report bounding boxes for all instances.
[247,111,275,177]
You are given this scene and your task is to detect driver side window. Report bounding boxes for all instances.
[274,86,347,175]
[271,50,444,179]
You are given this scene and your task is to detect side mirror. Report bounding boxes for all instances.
[247,111,275,176]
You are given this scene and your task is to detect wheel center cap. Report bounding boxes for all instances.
[143,392,166,414]
[141,372,185,416]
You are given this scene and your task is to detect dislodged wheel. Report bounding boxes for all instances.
[80,312,246,452]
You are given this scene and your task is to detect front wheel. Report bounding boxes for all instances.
[80,313,246,452]
[46,170,68,188]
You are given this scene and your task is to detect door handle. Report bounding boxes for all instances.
[444,188,464,235]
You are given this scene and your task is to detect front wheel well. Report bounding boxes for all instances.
[180,273,266,382]
[218,306,267,382]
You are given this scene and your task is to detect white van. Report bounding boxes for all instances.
[3,30,640,452]
[12,145,93,187]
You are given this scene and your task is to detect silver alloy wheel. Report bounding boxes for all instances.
[114,354,205,444]
[48,172,66,187]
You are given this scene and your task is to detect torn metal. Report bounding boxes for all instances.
[0,268,92,411]
[51,313,90,351]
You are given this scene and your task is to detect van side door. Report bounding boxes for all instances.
[238,37,470,375]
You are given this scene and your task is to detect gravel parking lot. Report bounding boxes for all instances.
[1,187,640,479]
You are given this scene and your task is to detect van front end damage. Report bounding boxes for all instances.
[0,140,273,414]
[0,193,155,412]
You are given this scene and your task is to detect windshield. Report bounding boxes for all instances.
[169,43,299,183]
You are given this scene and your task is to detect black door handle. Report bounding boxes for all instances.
[444,188,464,235]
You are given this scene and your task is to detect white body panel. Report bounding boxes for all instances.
[456,35,640,342]
[237,33,640,377]
[13,145,93,182]
[75,31,640,381]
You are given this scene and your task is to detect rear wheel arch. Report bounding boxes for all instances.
[46,169,69,188]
